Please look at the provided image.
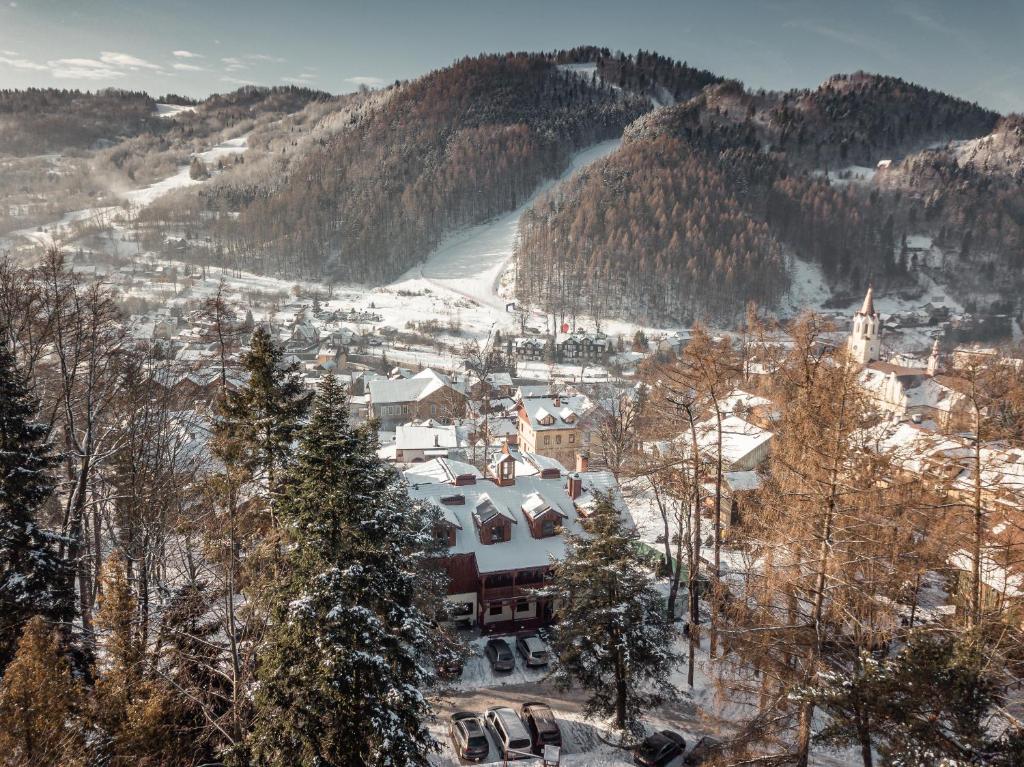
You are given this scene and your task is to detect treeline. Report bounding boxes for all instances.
[0,88,159,155]
[551,46,724,104]
[181,53,650,282]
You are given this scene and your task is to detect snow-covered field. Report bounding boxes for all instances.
[155,102,197,119]
[124,134,249,206]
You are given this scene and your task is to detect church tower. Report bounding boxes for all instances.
[927,339,940,376]
[848,286,882,364]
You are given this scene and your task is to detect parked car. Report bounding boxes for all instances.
[519,701,562,755]
[633,730,687,767]
[515,634,550,667]
[447,711,489,762]
[484,638,515,672]
[685,735,723,765]
[484,707,533,760]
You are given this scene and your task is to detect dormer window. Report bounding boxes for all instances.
[490,526,505,543]
[541,519,556,537]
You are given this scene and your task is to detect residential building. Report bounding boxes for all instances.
[404,447,629,632]
[368,368,467,429]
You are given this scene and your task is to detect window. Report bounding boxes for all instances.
[489,604,503,616]
[542,519,555,537]
[430,404,437,417]
[490,525,505,543]
[555,435,562,445]
[515,600,530,614]
[543,435,550,445]
[569,434,575,444]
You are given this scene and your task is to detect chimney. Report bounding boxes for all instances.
[567,472,582,500]
[553,394,561,407]
[575,452,589,473]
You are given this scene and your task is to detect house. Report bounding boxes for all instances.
[515,392,593,469]
[385,419,466,464]
[368,368,467,429]
[871,421,1024,627]
[507,336,547,360]
[556,331,610,361]
[404,448,630,632]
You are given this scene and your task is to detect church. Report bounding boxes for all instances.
[847,286,970,426]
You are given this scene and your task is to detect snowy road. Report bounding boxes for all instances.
[412,139,622,311]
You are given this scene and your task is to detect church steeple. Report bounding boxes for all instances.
[848,285,882,364]
[927,339,940,376]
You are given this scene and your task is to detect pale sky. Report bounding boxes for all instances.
[1,0,1021,113]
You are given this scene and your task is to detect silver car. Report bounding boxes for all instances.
[484,707,533,760]
[515,634,550,667]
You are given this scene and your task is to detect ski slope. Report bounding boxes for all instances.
[412,139,621,311]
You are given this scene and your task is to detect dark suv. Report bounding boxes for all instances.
[447,711,489,762]
[633,730,686,767]
[519,701,562,755]
[484,637,515,672]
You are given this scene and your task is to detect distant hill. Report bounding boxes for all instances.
[175,53,649,283]
[514,67,1010,325]
[0,88,160,155]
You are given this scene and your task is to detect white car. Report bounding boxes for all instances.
[484,707,533,760]
[515,634,550,667]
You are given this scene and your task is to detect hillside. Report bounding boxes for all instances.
[514,69,1010,326]
[0,88,161,156]
[145,53,650,283]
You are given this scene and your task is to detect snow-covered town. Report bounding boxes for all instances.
[2,5,1024,767]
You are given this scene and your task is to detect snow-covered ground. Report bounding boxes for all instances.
[781,254,831,315]
[155,103,197,119]
[124,134,249,206]
[814,164,878,186]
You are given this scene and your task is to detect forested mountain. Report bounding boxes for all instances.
[164,53,649,282]
[0,88,160,155]
[515,69,1010,325]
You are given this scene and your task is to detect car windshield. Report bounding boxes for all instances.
[532,649,547,657]
[509,737,532,750]
[467,734,487,748]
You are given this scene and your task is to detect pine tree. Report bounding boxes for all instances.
[0,616,86,766]
[0,342,74,675]
[247,375,449,767]
[548,494,679,738]
[215,326,312,491]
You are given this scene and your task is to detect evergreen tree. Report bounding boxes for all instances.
[0,342,74,675]
[215,326,312,490]
[247,375,449,767]
[0,616,86,766]
[548,495,679,738]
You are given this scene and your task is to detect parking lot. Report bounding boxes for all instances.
[429,633,708,766]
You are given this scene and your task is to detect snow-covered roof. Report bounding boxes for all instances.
[519,395,588,431]
[368,368,460,405]
[404,458,630,574]
[395,421,460,451]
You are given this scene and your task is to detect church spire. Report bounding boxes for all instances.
[859,285,876,317]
